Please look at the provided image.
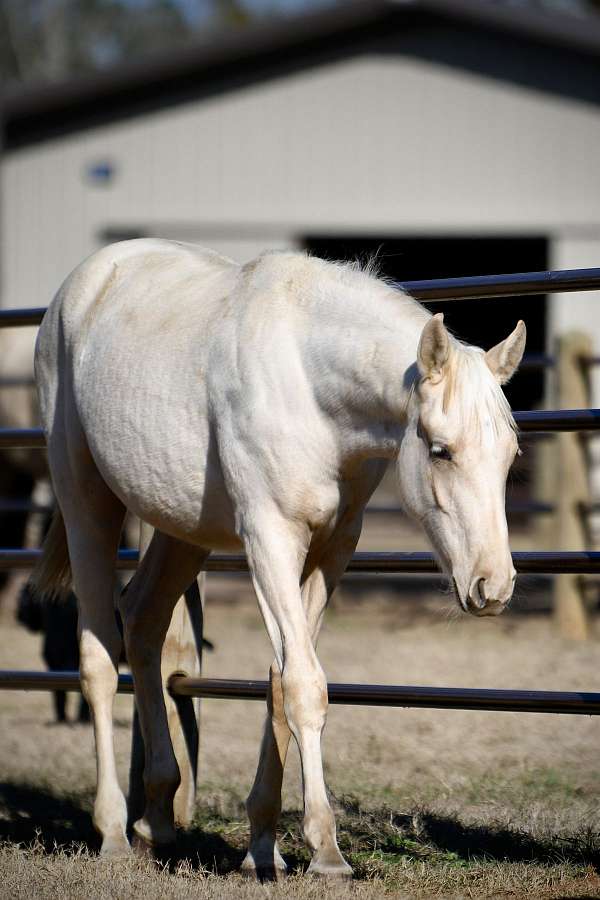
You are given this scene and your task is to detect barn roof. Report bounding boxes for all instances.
[3,0,600,150]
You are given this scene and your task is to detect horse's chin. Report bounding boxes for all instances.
[466,600,506,617]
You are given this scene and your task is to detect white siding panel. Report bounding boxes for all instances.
[3,52,600,308]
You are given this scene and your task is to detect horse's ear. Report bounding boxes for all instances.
[417,313,450,380]
[485,320,526,385]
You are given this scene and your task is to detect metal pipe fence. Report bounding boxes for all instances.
[1,669,599,716]
[400,266,600,302]
[1,409,599,454]
[1,265,599,720]
[2,266,600,330]
[2,547,600,574]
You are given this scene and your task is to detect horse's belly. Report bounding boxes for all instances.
[98,437,240,551]
[79,375,239,549]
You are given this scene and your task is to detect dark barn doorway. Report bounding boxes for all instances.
[303,236,547,413]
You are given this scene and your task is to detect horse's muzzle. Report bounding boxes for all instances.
[464,573,515,616]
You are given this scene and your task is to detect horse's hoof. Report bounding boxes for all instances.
[307,855,353,879]
[240,851,287,882]
[99,836,132,860]
[132,816,176,850]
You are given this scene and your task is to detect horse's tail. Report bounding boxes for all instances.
[30,507,72,598]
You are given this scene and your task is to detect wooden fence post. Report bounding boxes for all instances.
[554,331,592,640]
[128,521,205,831]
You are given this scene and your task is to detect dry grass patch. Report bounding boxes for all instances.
[2,591,600,896]
[2,794,600,899]
[2,780,600,898]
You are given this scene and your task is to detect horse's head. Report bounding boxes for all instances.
[397,313,526,616]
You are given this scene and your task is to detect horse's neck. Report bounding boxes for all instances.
[307,284,430,460]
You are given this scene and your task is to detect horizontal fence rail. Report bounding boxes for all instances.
[2,548,599,573]
[0,307,47,327]
[1,410,599,453]
[1,669,599,716]
[0,498,557,517]
[400,267,600,302]
[366,500,556,516]
[0,376,36,388]
[1,267,600,330]
[0,355,593,375]
[0,428,46,448]
[168,677,600,716]
[513,408,600,432]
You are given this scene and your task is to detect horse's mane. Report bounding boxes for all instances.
[444,342,517,436]
[284,250,431,329]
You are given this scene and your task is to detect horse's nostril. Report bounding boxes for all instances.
[474,578,487,609]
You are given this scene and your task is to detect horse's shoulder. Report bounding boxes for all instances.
[240,250,340,284]
[239,249,307,285]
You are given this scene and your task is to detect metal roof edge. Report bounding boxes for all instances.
[2,0,599,149]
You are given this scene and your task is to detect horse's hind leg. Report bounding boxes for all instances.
[48,439,127,855]
[119,531,208,849]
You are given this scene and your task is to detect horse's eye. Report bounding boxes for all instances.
[430,443,452,461]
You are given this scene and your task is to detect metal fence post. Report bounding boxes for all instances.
[128,522,204,831]
[554,332,592,640]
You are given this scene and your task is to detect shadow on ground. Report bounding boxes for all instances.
[419,810,599,866]
[0,781,243,872]
[1,781,598,877]
[0,782,97,850]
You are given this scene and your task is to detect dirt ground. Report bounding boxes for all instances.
[1,571,600,899]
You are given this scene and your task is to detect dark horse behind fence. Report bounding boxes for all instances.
[17,584,90,723]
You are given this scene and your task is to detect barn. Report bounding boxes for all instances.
[2,0,600,419]
[3,7,600,888]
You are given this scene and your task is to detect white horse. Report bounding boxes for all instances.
[33,239,525,878]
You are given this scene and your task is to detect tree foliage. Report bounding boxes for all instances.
[2,0,598,91]
[0,0,249,88]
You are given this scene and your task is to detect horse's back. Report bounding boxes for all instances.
[51,239,237,332]
[36,239,238,399]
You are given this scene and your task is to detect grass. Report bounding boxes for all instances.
[2,786,600,898]
[2,583,600,897]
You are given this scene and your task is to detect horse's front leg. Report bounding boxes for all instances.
[242,513,353,879]
[243,515,363,879]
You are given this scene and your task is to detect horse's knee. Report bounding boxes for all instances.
[281,658,328,734]
[79,628,119,702]
[267,663,287,725]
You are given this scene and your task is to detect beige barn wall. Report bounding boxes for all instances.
[2,53,600,308]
